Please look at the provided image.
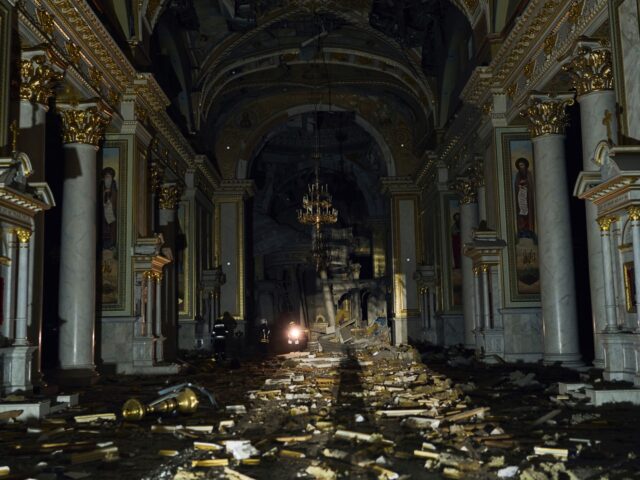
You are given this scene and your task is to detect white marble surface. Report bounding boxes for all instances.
[18,100,47,181]
[460,202,478,348]
[532,135,582,366]
[220,202,239,317]
[619,0,640,141]
[0,345,36,393]
[579,91,617,366]
[437,313,464,346]
[502,309,543,359]
[58,143,98,372]
[2,229,17,339]
[601,230,618,331]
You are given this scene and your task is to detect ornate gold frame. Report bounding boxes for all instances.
[623,261,636,313]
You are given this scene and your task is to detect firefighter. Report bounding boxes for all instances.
[212,317,228,361]
[258,318,270,356]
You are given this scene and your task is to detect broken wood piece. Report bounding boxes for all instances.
[334,429,394,445]
[70,446,119,464]
[194,441,223,451]
[414,450,440,460]
[533,446,568,460]
[530,409,562,427]
[158,450,179,457]
[275,435,312,443]
[444,407,489,423]
[223,467,256,480]
[442,467,463,479]
[0,410,22,421]
[375,409,431,417]
[240,458,261,465]
[74,413,116,423]
[279,449,306,458]
[191,459,229,467]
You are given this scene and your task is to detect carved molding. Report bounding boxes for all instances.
[158,183,183,210]
[19,47,66,105]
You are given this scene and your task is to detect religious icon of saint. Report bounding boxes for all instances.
[100,167,118,251]
[514,157,536,241]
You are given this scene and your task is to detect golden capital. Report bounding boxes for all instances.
[153,272,163,282]
[562,40,613,96]
[150,162,165,191]
[597,216,616,232]
[520,93,575,138]
[480,264,490,273]
[450,176,478,205]
[19,49,65,105]
[58,101,112,146]
[15,228,32,244]
[159,183,183,210]
[473,266,481,276]
[627,206,640,222]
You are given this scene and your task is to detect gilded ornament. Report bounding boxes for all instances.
[158,184,183,210]
[19,55,64,104]
[450,177,477,205]
[627,206,640,222]
[150,162,165,191]
[88,66,102,89]
[36,8,54,36]
[15,228,32,244]
[153,272,163,282]
[597,216,616,232]
[544,32,557,56]
[58,103,112,146]
[65,41,81,65]
[567,0,584,25]
[506,84,517,98]
[482,101,493,115]
[520,94,575,138]
[523,60,534,80]
[473,266,480,276]
[9,120,18,152]
[480,264,490,273]
[562,42,613,96]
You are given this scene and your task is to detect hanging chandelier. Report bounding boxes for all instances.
[297,118,338,270]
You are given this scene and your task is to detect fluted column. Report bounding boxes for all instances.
[564,39,617,367]
[13,228,32,346]
[158,182,182,361]
[628,207,640,331]
[521,93,582,367]
[451,177,479,348]
[2,228,17,340]
[57,100,111,384]
[472,266,482,347]
[597,217,618,332]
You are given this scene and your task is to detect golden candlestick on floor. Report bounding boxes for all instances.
[122,388,199,421]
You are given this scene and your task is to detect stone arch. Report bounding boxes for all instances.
[236,103,397,180]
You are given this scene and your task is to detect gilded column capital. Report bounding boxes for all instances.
[627,206,640,222]
[480,264,490,273]
[158,183,183,210]
[449,176,477,205]
[57,100,112,147]
[473,266,481,276]
[19,47,66,105]
[597,216,616,232]
[150,162,165,192]
[15,228,32,244]
[520,93,575,138]
[562,39,613,96]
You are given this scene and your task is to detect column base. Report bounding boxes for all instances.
[133,336,156,367]
[543,352,584,369]
[154,336,165,363]
[603,325,621,334]
[53,367,99,387]
[0,345,37,394]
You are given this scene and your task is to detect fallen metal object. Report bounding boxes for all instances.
[121,387,199,421]
[157,382,217,407]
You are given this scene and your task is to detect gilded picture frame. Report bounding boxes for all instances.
[98,141,127,311]
[495,127,541,305]
[623,261,636,313]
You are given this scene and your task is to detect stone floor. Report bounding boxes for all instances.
[1,345,640,479]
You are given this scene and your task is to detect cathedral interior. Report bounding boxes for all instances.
[2,0,640,479]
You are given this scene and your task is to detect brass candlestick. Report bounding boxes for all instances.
[122,388,199,421]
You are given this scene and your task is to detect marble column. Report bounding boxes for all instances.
[563,39,617,367]
[146,271,155,339]
[521,93,582,367]
[481,264,491,330]
[472,266,482,348]
[627,207,640,331]
[597,217,618,332]
[18,47,65,380]
[154,272,164,362]
[2,228,17,340]
[57,101,111,384]
[451,177,479,349]
[158,183,182,361]
[13,228,31,346]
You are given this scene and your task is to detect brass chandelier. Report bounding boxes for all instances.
[297,118,338,270]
